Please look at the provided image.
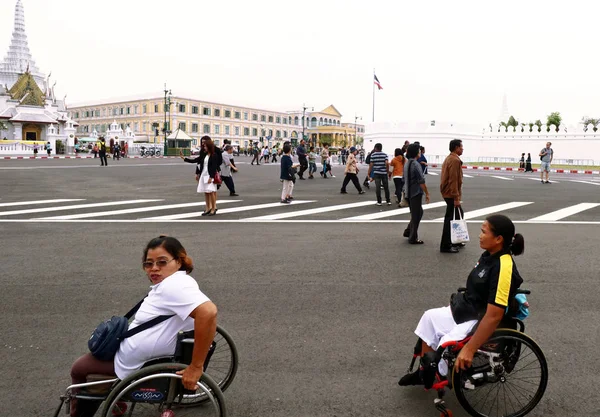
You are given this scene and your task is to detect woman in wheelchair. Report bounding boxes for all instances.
[69,236,218,417]
[399,214,524,388]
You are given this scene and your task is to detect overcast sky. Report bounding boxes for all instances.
[1,0,598,126]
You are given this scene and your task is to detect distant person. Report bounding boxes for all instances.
[389,148,406,205]
[296,139,308,180]
[403,144,430,244]
[45,141,52,156]
[539,142,553,184]
[280,143,299,203]
[340,147,365,194]
[271,147,278,163]
[308,146,317,179]
[368,143,391,206]
[99,138,108,166]
[525,153,533,172]
[33,143,38,158]
[221,145,239,196]
[113,143,121,160]
[440,139,465,254]
[251,143,260,165]
[519,153,525,169]
[320,144,330,178]
[92,144,98,158]
[417,146,428,174]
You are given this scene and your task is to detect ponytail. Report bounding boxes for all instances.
[510,233,525,256]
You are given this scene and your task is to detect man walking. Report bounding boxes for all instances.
[308,146,317,179]
[221,145,239,196]
[251,143,260,165]
[539,142,553,184]
[340,147,365,194]
[368,143,391,206]
[320,144,330,178]
[99,138,108,166]
[296,139,308,180]
[439,139,464,254]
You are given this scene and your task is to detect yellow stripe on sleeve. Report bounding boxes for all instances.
[495,255,513,306]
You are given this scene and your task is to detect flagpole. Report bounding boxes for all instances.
[372,68,375,122]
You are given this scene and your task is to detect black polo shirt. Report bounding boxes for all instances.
[450,250,523,324]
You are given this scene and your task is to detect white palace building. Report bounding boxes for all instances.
[0,0,78,155]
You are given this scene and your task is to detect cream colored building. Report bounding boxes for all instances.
[68,97,366,150]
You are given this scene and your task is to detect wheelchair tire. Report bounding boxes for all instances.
[100,363,226,417]
[452,329,548,417]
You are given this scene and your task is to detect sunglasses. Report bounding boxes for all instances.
[142,258,175,270]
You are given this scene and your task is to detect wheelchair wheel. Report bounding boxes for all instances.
[100,363,226,417]
[179,325,239,407]
[452,329,548,417]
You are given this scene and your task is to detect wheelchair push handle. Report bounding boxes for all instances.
[457,287,531,295]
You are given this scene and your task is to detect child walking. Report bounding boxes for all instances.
[280,143,299,203]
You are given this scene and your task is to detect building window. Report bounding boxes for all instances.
[268,115,274,123]
[261,129,266,136]
[120,108,124,115]
[224,110,231,118]
[192,106,199,114]
[243,112,248,120]
[234,111,241,119]
[276,116,281,124]
[214,125,220,134]
[134,105,139,115]
[283,131,288,138]
[282,117,287,124]
[179,122,186,131]
[134,122,139,131]
[214,109,221,117]
[261,115,266,122]
[276,130,281,138]
[203,107,211,116]
[294,116,299,125]
[192,123,199,133]
[252,113,258,121]
[75,112,79,118]
[252,128,257,136]
[234,126,240,135]
[224,125,230,135]
[154,104,159,113]
[243,127,250,136]
[268,129,273,137]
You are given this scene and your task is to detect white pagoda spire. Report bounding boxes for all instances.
[0,0,46,91]
[498,92,510,123]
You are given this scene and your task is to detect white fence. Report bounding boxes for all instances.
[365,121,600,166]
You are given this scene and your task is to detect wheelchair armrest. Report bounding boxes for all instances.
[516,289,531,295]
[457,287,467,293]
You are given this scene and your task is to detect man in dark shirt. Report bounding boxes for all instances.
[296,139,308,180]
[368,143,391,206]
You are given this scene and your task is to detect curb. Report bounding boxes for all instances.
[427,164,600,175]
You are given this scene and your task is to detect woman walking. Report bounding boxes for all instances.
[525,153,533,172]
[181,136,222,216]
[403,143,430,244]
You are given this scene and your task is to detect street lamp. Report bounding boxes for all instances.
[354,114,362,147]
[302,104,314,147]
[163,84,172,156]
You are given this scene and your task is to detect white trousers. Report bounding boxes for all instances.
[281,180,294,200]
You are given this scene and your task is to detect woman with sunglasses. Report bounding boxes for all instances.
[69,236,217,417]
[181,136,223,216]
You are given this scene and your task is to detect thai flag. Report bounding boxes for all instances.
[374,74,383,90]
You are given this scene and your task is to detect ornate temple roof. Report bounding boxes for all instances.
[0,1,46,91]
[8,70,45,106]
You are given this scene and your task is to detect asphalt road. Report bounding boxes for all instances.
[0,156,598,417]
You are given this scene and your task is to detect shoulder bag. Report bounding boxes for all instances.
[400,160,411,208]
[88,297,174,361]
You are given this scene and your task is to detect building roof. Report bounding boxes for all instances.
[317,105,342,117]
[167,128,193,141]
[9,111,57,124]
[8,71,46,106]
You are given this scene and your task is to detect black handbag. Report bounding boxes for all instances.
[88,297,174,361]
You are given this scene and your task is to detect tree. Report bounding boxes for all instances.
[546,112,562,131]
[355,136,364,146]
[0,121,6,131]
[507,116,518,128]
[319,136,333,147]
[581,116,599,132]
[534,120,542,132]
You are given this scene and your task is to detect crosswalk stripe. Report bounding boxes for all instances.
[491,176,514,181]
[0,200,161,217]
[434,202,534,221]
[342,201,447,220]
[38,200,241,220]
[529,203,600,221]
[247,201,376,220]
[526,178,559,183]
[143,200,315,220]
[570,180,600,186]
[463,174,474,178]
[0,199,85,208]
[427,172,439,176]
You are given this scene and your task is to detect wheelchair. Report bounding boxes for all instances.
[54,325,238,417]
[403,289,548,417]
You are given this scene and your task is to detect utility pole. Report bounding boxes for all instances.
[355,114,362,147]
[302,103,314,147]
[163,84,172,156]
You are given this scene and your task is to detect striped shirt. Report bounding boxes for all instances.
[369,151,389,175]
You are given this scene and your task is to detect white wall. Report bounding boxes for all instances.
[365,121,600,165]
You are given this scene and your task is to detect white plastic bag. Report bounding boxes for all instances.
[450,210,470,244]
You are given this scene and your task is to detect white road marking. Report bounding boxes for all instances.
[38,200,241,220]
[434,202,534,221]
[0,163,183,170]
[143,200,315,220]
[463,174,474,178]
[0,200,161,217]
[427,172,439,176]
[570,180,600,186]
[0,199,84,207]
[342,201,447,220]
[247,201,377,220]
[491,176,514,181]
[529,203,600,221]
[525,178,559,183]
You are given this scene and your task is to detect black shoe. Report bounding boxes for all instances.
[398,370,423,386]
[201,210,210,216]
[287,196,294,200]
[545,181,550,184]
[403,229,410,238]
[281,199,291,204]
[421,352,438,389]
[440,247,460,253]
[452,243,466,248]
[299,177,305,180]
[358,190,365,194]
[230,193,239,196]
[340,190,348,194]
[207,210,216,216]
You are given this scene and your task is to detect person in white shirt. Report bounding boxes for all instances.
[69,236,217,417]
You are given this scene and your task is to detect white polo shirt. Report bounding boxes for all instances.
[114,271,210,379]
